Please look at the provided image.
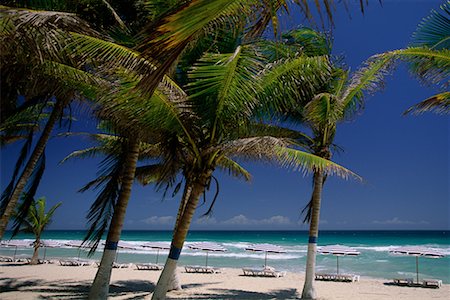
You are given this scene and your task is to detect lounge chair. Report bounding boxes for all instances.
[112,262,132,268]
[315,273,359,282]
[136,263,163,270]
[38,259,54,264]
[185,265,220,273]
[336,274,360,282]
[0,255,14,262]
[59,259,92,266]
[242,266,286,278]
[392,278,414,286]
[422,279,442,288]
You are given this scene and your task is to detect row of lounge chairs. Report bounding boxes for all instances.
[315,272,360,282]
[1,257,443,288]
[393,277,442,288]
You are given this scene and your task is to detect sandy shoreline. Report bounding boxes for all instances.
[0,262,448,299]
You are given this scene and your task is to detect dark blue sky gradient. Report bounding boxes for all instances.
[1,0,448,230]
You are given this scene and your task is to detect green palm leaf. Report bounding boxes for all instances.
[258,55,331,116]
[187,45,264,138]
[412,1,450,50]
[403,91,450,115]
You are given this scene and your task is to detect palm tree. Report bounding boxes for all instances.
[0,6,106,239]
[253,28,395,299]
[59,71,188,299]
[150,43,357,300]
[13,196,61,265]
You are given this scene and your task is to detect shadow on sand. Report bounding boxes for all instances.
[1,277,300,299]
[0,277,155,299]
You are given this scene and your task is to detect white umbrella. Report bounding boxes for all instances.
[318,244,360,275]
[390,246,445,284]
[36,240,61,260]
[65,240,90,261]
[141,242,170,264]
[1,240,32,260]
[188,242,227,267]
[245,243,286,267]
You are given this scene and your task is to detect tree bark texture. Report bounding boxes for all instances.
[152,171,211,300]
[301,171,324,300]
[88,139,140,300]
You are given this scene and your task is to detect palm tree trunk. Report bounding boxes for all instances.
[152,171,211,300]
[0,99,65,239]
[30,238,40,265]
[88,138,140,300]
[301,171,324,300]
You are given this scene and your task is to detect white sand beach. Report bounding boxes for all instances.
[0,262,448,299]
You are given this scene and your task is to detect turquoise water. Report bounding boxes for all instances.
[2,230,449,283]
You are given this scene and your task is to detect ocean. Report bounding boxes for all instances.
[1,230,449,283]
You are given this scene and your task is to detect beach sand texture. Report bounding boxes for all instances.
[1,262,449,299]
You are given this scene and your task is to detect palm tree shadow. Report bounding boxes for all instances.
[167,287,299,299]
[0,277,155,299]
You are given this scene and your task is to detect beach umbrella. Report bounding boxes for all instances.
[98,240,136,262]
[116,241,136,262]
[141,242,170,264]
[188,242,227,267]
[318,244,361,275]
[35,240,62,261]
[245,243,286,267]
[1,240,32,260]
[390,246,445,284]
[64,240,90,261]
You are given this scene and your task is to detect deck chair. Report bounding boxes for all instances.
[185,265,220,273]
[136,263,163,270]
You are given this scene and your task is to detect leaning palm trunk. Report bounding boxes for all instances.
[152,171,211,300]
[301,171,324,299]
[0,100,65,239]
[88,139,139,300]
[30,238,41,265]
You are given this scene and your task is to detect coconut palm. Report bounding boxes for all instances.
[58,70,188,299]
[253,28,395,299]
[0,6,107,239]
[150,42,358,300]
[13,196,61,265]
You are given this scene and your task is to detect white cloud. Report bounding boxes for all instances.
[222,214,292,226]
[223,214,252,225]
[141,216,175,225]
[372,217,429,225]
[195,217,218,225]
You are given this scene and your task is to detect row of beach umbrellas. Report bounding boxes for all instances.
[1,240,445,282]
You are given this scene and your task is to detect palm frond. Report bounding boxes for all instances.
[281,27,331,57]
[403,91,450,115]
[257,55,332,116]
[217,156,252,181]
[0,131,33,216]
[303,93,342,128]
[412,1,450,50]
[274,146,361,180]
[393,47,450,88]
[187,44,264,136]
[82,151,124,254]
[11,151,46,237]
[340,52,396,119]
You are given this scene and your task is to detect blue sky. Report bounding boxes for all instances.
[1,0,448,231]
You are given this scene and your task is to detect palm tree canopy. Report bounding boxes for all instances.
[13,196,62,237]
